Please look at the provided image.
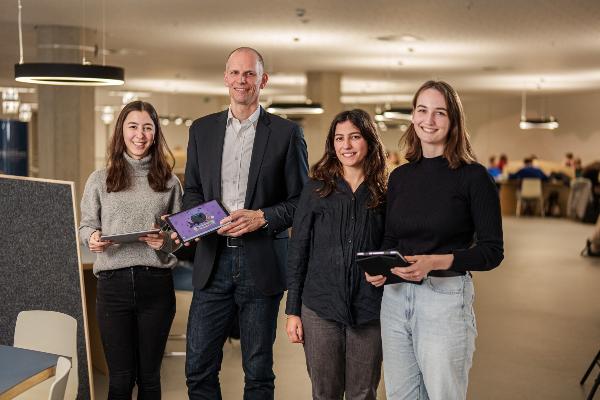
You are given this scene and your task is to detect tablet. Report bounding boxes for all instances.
[165,200,230,242]
[101,228,161,244]
[356,250,422,285]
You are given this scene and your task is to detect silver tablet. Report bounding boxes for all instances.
[100,228,161,244]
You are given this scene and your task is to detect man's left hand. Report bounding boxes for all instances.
[218,209,266,237]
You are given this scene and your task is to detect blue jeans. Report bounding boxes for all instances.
[380,275,477,400]
[185,245,283,400]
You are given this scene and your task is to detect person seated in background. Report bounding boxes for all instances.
[487,155,502,180]
[574,157,583,177]
[497,153,508,172]
[509,157,549,181]
[564,152,575,168]
[385,149,401,173]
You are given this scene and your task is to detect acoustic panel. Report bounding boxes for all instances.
[0,175,93,399]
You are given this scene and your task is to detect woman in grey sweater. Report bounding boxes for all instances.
[79,101,182,399]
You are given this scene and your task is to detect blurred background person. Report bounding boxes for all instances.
[509,157,549,181]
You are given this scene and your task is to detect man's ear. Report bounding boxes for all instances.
[260,73,269,89]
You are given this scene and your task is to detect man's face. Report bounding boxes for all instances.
[224,50,268,108]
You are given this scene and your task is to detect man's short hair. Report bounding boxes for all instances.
[225,47,265,73]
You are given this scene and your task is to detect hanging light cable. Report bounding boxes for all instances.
[14,0,124,86]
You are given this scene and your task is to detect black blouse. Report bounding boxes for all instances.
[285,178,385,327]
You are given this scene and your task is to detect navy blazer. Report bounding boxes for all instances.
[182,107,309,295]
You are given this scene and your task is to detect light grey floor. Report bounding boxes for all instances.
[94,217,600,399]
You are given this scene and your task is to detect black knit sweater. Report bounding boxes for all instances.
[382,156,504,271]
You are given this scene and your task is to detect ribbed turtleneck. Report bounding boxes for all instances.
[381,157,504,272]
[78,155,183,275]
[123,152,151,177]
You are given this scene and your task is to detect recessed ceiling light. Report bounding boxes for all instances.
[267,102,324,115]
[400,34,420,42]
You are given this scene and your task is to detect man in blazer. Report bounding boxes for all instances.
[182,47,308,399]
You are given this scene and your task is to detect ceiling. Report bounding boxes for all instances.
[0,0,599,104]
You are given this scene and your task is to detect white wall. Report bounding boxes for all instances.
[93,89,600,172]
[381,90,600,167]
[465,90,600,166]
[94,91,227,171]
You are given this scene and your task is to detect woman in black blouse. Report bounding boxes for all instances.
[285,109,387,399]
[366,81,504,400]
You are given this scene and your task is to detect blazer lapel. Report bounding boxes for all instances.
[210,111,228,200]
[244,108,271,208]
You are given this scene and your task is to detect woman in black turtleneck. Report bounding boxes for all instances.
[366,81,504,400]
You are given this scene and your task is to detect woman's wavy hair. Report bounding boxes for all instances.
[401,80,476,169]
[311,109,387,208]
[106,101,174,192]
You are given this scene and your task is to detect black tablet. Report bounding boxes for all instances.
[100,228,161,243]
[165,200,230,242]
[356,250,422,285]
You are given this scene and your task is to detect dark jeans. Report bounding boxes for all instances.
[185,245,283,400]
[96,266,175,400]
[301,305,382,400]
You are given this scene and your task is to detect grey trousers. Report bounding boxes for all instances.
[301,304,383,400]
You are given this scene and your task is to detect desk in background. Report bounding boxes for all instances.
[81,247,109,376]
[0,345,59,399]
[499,180,570,216]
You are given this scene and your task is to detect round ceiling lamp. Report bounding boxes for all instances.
[266,102,324,115]
[13,0,125,87]
[15,63,124,86]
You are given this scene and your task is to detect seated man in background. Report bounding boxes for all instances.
[487,155,502,180]
[509,157,549,181]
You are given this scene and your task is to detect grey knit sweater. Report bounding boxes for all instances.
[79,153,182,275]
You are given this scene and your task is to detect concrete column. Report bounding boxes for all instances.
[35,25,95,200]
[304,71,343,165]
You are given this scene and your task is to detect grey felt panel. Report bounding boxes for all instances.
[0,176,91,400]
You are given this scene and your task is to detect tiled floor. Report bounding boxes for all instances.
[94,217,600,399]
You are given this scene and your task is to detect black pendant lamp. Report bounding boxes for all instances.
[13,0,125,87]
[15,63,124,86]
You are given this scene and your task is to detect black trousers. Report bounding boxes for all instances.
[96,266,176,400]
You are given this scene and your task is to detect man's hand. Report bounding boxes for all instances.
[89,230,113,253]
[218,209,266,237]
[163,214,198,246]
[286,315,304,344]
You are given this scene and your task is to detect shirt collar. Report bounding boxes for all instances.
[227,106,261,127]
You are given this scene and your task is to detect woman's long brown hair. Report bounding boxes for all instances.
[311,109,387,208]
[402,80,476,169]
[106,101,174,192]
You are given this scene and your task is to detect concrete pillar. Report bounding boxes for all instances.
[304,71,343,165]
[35,25,95,200]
